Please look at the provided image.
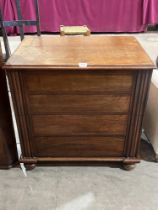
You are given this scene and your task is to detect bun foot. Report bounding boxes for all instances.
[155,154,158,163]
[25,164,36,171]
[123,164,136,171]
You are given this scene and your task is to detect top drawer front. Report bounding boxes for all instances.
[23,71,133,93]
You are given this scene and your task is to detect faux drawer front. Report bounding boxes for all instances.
[32,137,125,157]
[28,95,130,114]
[32,115,128,136]
[24,71,133,93]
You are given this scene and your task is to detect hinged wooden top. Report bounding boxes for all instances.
[4,36,155,70]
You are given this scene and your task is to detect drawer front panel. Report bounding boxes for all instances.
[32,115,128,136]
[32,137,125,157]
[29,95,130,114]
[24,71,133,93]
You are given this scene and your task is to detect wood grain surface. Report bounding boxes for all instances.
[32,115,128,136]
[23,71,133,93]
[32,136,125,157]
[28,94,130,114]
[5,36,155,70]
[4,36,154,168]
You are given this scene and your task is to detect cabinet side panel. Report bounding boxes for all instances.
[7,71,32,158]
[125,70,153,158]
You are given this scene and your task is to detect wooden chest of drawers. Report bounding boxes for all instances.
[4,36,154,169]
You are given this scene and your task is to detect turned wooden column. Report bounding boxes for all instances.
[0,43,18,169]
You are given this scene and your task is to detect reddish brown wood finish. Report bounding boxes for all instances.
[4,36,155,169]
[24,71,133,92]
[6,36,154,69]
[28,94,130,114]
[0,43,18,169]
[32,136,125,157]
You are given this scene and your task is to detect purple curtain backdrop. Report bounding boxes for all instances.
[0,0,158,34]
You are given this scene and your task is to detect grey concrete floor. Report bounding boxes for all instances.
[0,142,158,210]
[0,33,158,210]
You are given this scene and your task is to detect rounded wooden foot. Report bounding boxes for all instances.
[155,154,158,163]
[123,164,136,171]
[25,164,36,171]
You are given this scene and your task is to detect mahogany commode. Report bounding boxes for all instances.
[4,36,155,170]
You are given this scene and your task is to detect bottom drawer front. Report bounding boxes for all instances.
[32,137,125,157]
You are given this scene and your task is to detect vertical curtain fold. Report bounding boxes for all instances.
[0,0,158,34]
